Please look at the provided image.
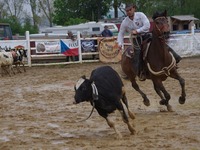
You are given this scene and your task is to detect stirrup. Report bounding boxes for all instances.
[139,72,146,81]
[176,56,182,64]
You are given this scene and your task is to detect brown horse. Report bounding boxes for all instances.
[121,10,186,111]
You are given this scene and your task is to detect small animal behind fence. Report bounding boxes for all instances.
[13,49,27,73]
[0,50,15,76]
[0,48,27,76]
[74,66,135,138]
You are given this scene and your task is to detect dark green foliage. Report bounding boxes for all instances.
[0,16,39,35]
[1,0,200,35]
[53,0,200,26]
[53,0,113,25]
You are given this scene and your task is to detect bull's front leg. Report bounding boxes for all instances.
[22,62,26,72]
[15,64,22,73]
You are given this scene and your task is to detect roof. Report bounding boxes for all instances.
[171,15,199,21]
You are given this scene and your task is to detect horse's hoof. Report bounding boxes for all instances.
[167,104,173,112]
[159,99,166,105]
[130,129,136,135]
[143,100,150,106]
[179,96,186,104]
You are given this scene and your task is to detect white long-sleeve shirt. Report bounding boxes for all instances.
[117,12,150,46]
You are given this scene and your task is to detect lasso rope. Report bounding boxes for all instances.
[129,34,142,50]
[78,82,98,122]
[147,52,176,76]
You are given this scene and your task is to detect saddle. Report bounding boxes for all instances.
[124,33,152,81]
[124,33,152,59]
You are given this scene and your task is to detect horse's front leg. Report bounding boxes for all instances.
[178,77,186,104]
[171,72,186,104]
[152,80,173,112]
[130,78,150,106]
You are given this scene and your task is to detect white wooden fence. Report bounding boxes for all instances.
[0,31,200,67]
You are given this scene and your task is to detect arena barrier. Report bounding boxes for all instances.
[0,31,200,67]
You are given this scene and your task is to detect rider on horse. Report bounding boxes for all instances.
[117,3,181,81]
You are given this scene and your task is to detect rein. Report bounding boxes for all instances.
[129,34,142,50]
[154,24,166,41]
[154,17,168,41]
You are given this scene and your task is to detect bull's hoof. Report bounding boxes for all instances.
[167,104,173,112]
[128,111,135,120]
[115,133,122,139]
[143,99,150,106]
[130,129,136,135]
[179,96,186,104]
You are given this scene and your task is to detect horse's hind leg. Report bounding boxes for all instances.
[178,77,186,104]
[121,87,135,119]
[130,79,150,106]
[121,54,150,106]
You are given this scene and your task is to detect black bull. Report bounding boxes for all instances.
[74,66,135,137]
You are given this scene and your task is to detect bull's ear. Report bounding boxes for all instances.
[89,79,93,84]
[81,75,86,79]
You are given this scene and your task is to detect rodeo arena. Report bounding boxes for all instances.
[0,15,200,150]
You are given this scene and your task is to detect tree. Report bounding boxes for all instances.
[38,0,54,27]
[4,0,25,20]
[0,1,9,19]
[22,16,38,34]
[28,0,40,28]
[0,16,23,35]
[53,0,112,25]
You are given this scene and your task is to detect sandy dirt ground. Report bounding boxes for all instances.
[0,57,200,150]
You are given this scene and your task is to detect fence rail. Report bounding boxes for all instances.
[0,31,200,67]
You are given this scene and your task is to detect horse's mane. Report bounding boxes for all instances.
[152,10,167,20]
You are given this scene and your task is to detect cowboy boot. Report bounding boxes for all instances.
[138,51,146,81]
[168,47,182,63]
[139,71,146,81]
[139,63,146,81]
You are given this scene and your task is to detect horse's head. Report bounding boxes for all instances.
[152,10,170,38]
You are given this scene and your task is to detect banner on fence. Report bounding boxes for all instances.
[81,40,96,52]
[0,40,27,51]
[35,41,60,53]
[98,37,121,63]
[35,39,79,55]
[60,39,78,56]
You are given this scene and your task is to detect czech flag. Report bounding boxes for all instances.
[60,40,78,56]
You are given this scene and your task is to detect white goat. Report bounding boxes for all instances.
[0,51,15,76]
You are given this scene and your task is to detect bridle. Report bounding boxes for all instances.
[147,17,176,76]
[154,17,169,41]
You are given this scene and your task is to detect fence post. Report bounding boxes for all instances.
[191,25,195,35]
[77,31,82,63]
[26,31,31,67]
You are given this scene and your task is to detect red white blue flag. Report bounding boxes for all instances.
[60,40,78,56]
